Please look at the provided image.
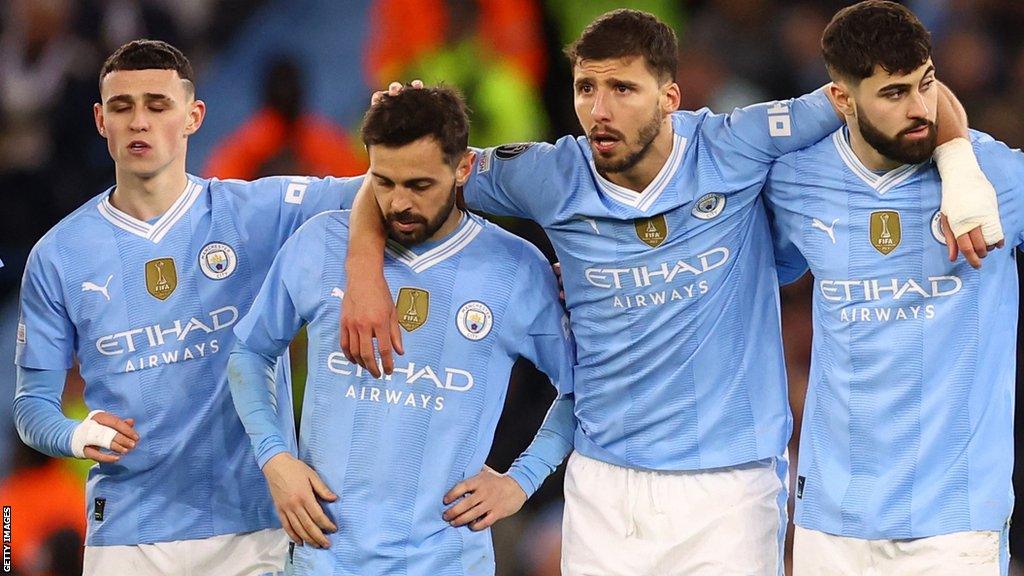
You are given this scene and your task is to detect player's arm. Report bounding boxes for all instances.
[14,367,138,463]
[443,249,576,530]
[229,220,337,548]
[15,244,138,463]
[761,162,810,286]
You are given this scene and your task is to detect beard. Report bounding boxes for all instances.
[385,183,457,247]
[592,107,663,175]
[857,104,937,165]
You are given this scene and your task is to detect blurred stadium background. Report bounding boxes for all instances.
[1,0,1023,574]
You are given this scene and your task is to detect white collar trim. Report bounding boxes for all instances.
[589,132,687,212]
[385,213,482,273]
[832,130,927,195]
[97,179,202,243]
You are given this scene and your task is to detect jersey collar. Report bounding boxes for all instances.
[385,211,482,273]
[589,131,687,212]
[833,128,928,195]
[97,177,202,243]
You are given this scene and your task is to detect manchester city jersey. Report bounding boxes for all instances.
[463,90,842,471]
[765,129,1024,539]
[15,174,359,545]
[233,211,573,575]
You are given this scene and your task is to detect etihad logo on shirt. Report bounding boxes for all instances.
[145,258,177,300]
[95,306,238,371]
[585,247,730,289]
[397,287,429,332]
[820,276,962,323]
[635,215,668,248]
[327,353,477,412]
[869,210,901,255]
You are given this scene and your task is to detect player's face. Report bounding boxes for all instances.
[852,60,938,164]
[369,137,472,247]
[573,56,678,174]
[94,69,204,179]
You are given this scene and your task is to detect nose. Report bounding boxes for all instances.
[129,108,150,132]
[390,187,414,213]
[591,90,611,123]
[907,90,930,119]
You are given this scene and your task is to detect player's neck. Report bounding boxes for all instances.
[110,161,190,221]
[423,207,464,244]
[603,117,675,192]
[847,123,903,172]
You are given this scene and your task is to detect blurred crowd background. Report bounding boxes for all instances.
[1,1,1023,574]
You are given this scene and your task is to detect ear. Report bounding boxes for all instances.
[454,150,474,186]
[662,81,681,113]
[828,81,856,118]
[94,102,107,138]
[184,99,206,136]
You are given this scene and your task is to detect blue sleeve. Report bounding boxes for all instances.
[227,342,290,468]
[507,395,575,497]
[233,219,314,357]
[762,159,810,286]
[16,242,74,370]
[462,142,565,222]
[13,366,75,458]
[699,88,841,192]
[973,134,1024,249]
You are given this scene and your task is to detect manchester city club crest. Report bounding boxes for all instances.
[397,287,430,332]
[870,210,901,255]
[692,192,726,220]
[199,242,238,280]
[457,301,493,341]
[634,214,668,248]
[145,258,177,300]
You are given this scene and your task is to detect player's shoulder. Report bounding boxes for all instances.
[207,174,313,204]
[472,215,547,265]
[971,130,1024,179]
[288,209,349,246]
[30,189,112,262]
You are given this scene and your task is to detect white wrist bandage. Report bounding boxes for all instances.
[71,410,118,458]
[934,137,1004,244]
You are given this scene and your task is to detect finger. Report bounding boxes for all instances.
[996,239,1006,249]
[95,413,140,441]
[309,473,338,503]
[940,215,957,262]
[83,446,120,463]
[956,233,980,269]
[389,310,404,356]
[278,510,301,544]
[285,509,317,548]
[388,81,403,95]
[470,511,498,532]
[411,79,424,88]
[341,325,354,363]
[109,438,135,454]
[358,329,380,378]
[449,501,486,528]
[552,262,561,277]
[376,326,394,376]
[443,495,481,523]
[112,432,137,451]
[969,227,988,259]
[345,326,360,365]
[304,497,337,533]
[295,506,330,548]
[370,91,386,106]
[444,479,474,505]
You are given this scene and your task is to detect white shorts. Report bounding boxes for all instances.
[793,525,1007,576]
[561,451,788,576]
[83,528,288,576]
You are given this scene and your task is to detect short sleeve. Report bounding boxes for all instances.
[463,142,563,222]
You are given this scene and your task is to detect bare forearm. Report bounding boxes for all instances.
[347,178,387,274]
[935,81,968,144]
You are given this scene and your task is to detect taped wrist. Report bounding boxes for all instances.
[71,410,118,458]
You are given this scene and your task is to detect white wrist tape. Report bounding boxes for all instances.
[71,410,118,458]
[934,137,1004,244]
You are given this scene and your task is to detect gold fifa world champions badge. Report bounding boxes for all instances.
[145,258,177,300]
[396,287,429,332]
[635,214,668,248]
[870,210,901,255]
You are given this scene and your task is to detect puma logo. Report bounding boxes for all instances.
[811,218,839,244]
[330,287,345,300]
[82,275,114,301]
[580,217,600,235]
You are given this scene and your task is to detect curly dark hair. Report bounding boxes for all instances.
[565,9,678,83]
[822,1,931,83]
[361,85,470,167]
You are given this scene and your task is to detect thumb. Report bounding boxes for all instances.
[309,471,338,502]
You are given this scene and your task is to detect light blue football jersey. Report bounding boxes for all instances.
[765,129,1024,539]
[14,174,359,546]
[233,210,573,576]
[463,89,841,470]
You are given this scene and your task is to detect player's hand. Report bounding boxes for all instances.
[262,453,338,548]
[552,262,564,302]
[370,79,424,106]
[939,214,1004,269]
[442,466,527,531]
[340,270,403,378]
[76,411,139,464]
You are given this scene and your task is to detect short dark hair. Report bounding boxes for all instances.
[822,1,931,83]
[564,9,677,83]
[361,86,470,167]
[99,39,196,95]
